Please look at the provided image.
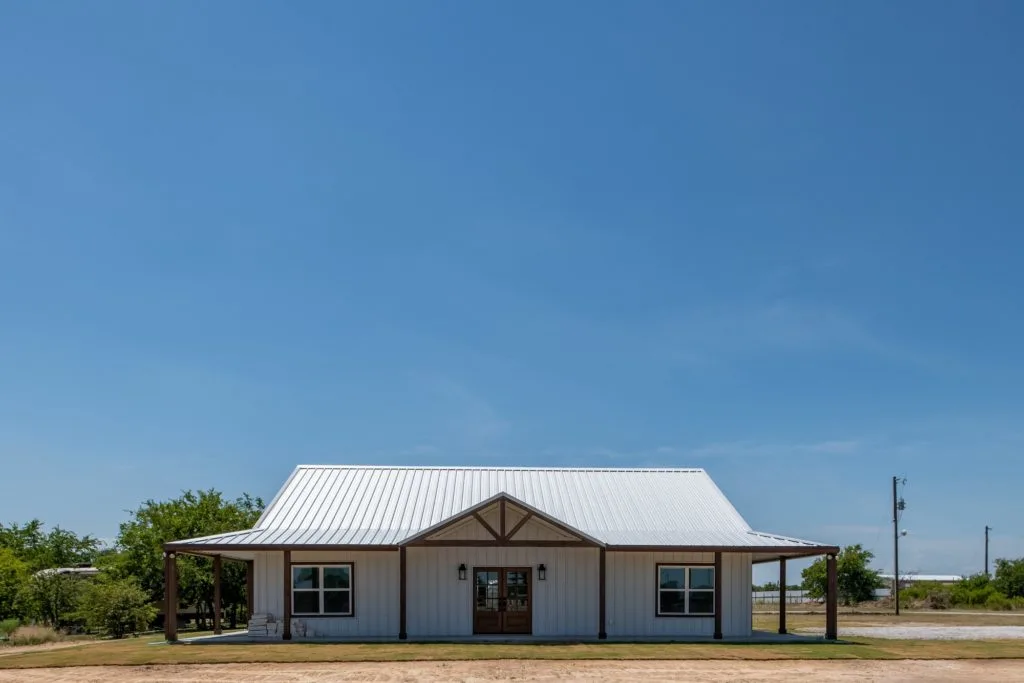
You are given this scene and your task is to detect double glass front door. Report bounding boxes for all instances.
[473,567,532,634]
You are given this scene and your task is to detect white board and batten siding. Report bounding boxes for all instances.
[407,546,599,637]
[255,548,752,638]
[606,552,752,638]
[253,550,399,638]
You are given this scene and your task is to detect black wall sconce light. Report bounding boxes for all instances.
[458,563,467,580]
[538,563,547,580]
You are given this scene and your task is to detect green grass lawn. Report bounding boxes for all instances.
[0,635,1022,669]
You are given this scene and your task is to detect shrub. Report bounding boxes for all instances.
[951,574,998,607]
[897,581,953,610]
[1011,596,1024,610]
[986,593,1012,611]
[8,625,60,646]
[924,590,952,610]
[76,578,156,638]
[0,618,20,639]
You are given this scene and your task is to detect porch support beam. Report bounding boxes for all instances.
[246,560,254,620]
[825,552,838,640]
[399,546,408,640]
[282,550,292,640]
[598,547,607,639]
[164,551,178,642]
[713,551,723,639]
[213,555,222,634]
[778,557,787,634]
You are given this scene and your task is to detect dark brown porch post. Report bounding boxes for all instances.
[246,560,254,619]
[778,557,787,634]
[825,553,838,640]
[164,551,178,642]
[598,547,607,639]
[282,550,292,640]
[213,555,222,635]
[713,552,723,639]
[399,546,408,640]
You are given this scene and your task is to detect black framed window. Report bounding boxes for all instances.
[292,564,353,616]
[657,565,714,616]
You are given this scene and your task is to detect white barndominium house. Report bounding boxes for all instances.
[165,466,839,641]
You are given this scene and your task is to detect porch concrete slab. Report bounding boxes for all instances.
[176,630,826,645]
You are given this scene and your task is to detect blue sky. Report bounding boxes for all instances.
[2,2,1022,581]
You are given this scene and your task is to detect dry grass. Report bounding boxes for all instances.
[1,613,1023,670]
[1,636,1023,670]
[753,611,1024,631]
[4,627,61,648]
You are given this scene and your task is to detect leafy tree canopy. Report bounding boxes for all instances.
[107,490,263,629]
[802,544,884,605]
[993,558,1024,599]
[0,549,29,620]
[0,521,101,572]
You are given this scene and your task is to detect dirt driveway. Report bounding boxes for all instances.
[1,660,1022,682]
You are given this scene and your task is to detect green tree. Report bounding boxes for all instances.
[110,490,263,629]
[77,578,156,638]
[0,521,101,572]
[0,549,30,620]
[16,572,85,629]
[992,558,1024,599]
[802,544,884,605]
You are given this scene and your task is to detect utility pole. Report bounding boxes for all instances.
[985,526,992,577]
[892,476,906,616]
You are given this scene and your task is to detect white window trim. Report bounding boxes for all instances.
[656,564,715,616]
[291,564,353,616]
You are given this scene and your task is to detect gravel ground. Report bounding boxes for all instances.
[2,660,1024,682]
[805,625,1024,640]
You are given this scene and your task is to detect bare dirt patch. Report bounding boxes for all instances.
[1,660,1022,682]
[0,641,99,658]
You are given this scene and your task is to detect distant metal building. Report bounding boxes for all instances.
[165,466,840,641]
[33,565,100,578]
[879,573,964,585]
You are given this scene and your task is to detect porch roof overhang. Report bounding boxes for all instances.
[165,521,837,560]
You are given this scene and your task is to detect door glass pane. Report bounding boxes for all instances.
[505,571,529,611]
[324,590,350,614]
[293,591,319,613]
[476,571,499,610]
[292,567,319,589]
[659,590,685,614]
[689,590,714,614]
[659,566,685,589]
[689,568,714,590]
[324,566,350,589]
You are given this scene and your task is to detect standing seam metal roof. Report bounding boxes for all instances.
[174,466,832,548]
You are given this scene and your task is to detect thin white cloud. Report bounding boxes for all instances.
[656,300,944,370]
[688,439,861,459]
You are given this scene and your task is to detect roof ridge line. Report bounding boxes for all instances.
[294,465,707,472]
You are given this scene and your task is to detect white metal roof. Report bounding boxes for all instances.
[172,466,832,549]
